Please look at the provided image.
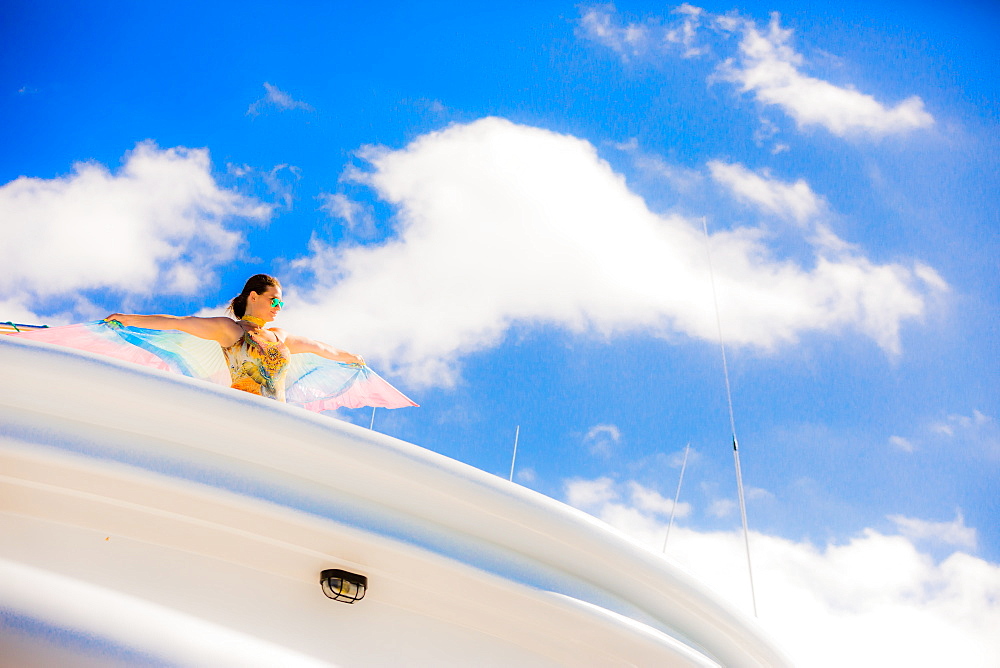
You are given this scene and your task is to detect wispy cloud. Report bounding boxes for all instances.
[564,477,1000,667]
[708,498,736,518]
[579,5,934,138]
[716,13,934,137]
[0,142,270,318]
[708,160,824,223]
[246,82,314,117]
[895,409,999,459]
[931,410,999,459]
[577,6,651,61]
[932,409,992,437]
[629,481,685,516]
[578,3,709,60]
[228,162,302,210]
[0,297,45,327]
[583,423,622,457]
[318,192,377,237]
[889,435,916,452]
[889,511,977,550]
[565,477,691,520]
[514,467,537,484]
[284,118,944,384]
[565,476,618,509]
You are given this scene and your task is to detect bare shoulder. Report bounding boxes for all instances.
[200,316,238,326]
[267,326,290,343]
[200,316,243,332]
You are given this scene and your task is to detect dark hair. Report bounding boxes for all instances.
[229,274,281,318]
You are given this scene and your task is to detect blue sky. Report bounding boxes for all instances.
[2,1,998,664]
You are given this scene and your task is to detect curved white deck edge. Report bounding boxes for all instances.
[0,336,791,667]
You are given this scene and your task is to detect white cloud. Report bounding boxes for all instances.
[565,477,1000,667]
[665,4,709,58]
[228,162,302,210]
[577,6,653,60]
[708,160,824,223]
[514,467,537,484]
[285,118,943,385]
[610,139,705,194]
[579,5,934,138]
[708,498,736,518]
[889,511,977,550]
[583,423,622,457]
[0,142,270,315]
[565,477,691,522]
[716,13,934,137]
[913,263,949,293]
[937,409,991,432]
[262,164,301,209]
[578,3,709,60]
[928,410,999,458]
[628,480,689,517]
[565,477,618,509]
[889,435,916,452]
[0,298,48,327]
[246,82,314,116]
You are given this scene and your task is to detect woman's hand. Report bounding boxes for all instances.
[105,313,133,326]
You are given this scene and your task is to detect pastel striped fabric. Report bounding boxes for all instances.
[7,320,416,411]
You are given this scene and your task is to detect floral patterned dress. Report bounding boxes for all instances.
[222,329,291,401]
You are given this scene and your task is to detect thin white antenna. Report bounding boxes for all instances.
[508,425,520,482]
[701,216,758,618]
[662,442,691,553]
[369,407,376,430]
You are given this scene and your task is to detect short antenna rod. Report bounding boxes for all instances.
[662,442,691,553]
[508,425,520,482]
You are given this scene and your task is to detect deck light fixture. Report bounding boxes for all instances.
[320,569,367,603]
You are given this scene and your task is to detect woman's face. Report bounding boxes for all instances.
[251,285,284,322]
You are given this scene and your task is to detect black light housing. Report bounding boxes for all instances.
[320,569,367,604]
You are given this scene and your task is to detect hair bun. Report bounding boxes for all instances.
[228,274,280,318]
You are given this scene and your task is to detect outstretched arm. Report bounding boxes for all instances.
[280,331,365,365]
[105,314,242,347]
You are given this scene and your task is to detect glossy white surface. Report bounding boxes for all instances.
[0,336,790,666]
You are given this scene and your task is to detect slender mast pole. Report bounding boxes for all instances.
[508,425,520,482]
[369,407,376,430]
[701,216,758,617]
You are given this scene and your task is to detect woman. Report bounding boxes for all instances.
[108,274,365,403]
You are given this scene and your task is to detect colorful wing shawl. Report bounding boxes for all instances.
[285,355,417,411]
[6,320,416,411]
